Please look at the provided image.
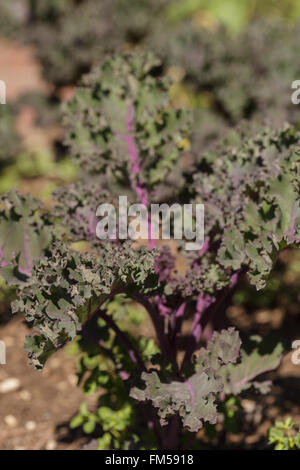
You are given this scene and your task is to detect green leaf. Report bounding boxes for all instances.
[0,190,53,285]
[220,338,283,395]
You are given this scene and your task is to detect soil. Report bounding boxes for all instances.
[0,315,97,450]
[0,37,48,101]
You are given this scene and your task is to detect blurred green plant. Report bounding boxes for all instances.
[0,151,77,196]
[165,0,300,33]
[204,396,242,442]
[268,418,300,450]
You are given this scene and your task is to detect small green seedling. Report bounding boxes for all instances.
[268,417,300,450]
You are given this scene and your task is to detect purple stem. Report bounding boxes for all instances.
[184,380,195,405]
[115,104,155,248]
[193,294,215,343]
[131,292,171,357]
[182,269,244,369]
[199,240,209,255]
[169,302,186,347]
[182,293,216,367]
[126,104,148,206]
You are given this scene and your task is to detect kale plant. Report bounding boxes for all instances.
[2,52,299,449]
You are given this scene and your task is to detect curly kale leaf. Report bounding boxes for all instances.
[63,52,191,191]
[130,368,223,433]
[193,126,300,289]
[131,329,281,432]
[219,337,283,395]
[0,190,53,285]
[131,329,240,432]
[53,179,111,243]
[195,327,242,370]
[12,242,159,369]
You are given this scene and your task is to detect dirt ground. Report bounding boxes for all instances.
[0,315,99,450]
[0,38,48,101]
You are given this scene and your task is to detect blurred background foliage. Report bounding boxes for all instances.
[166,0,300,32]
